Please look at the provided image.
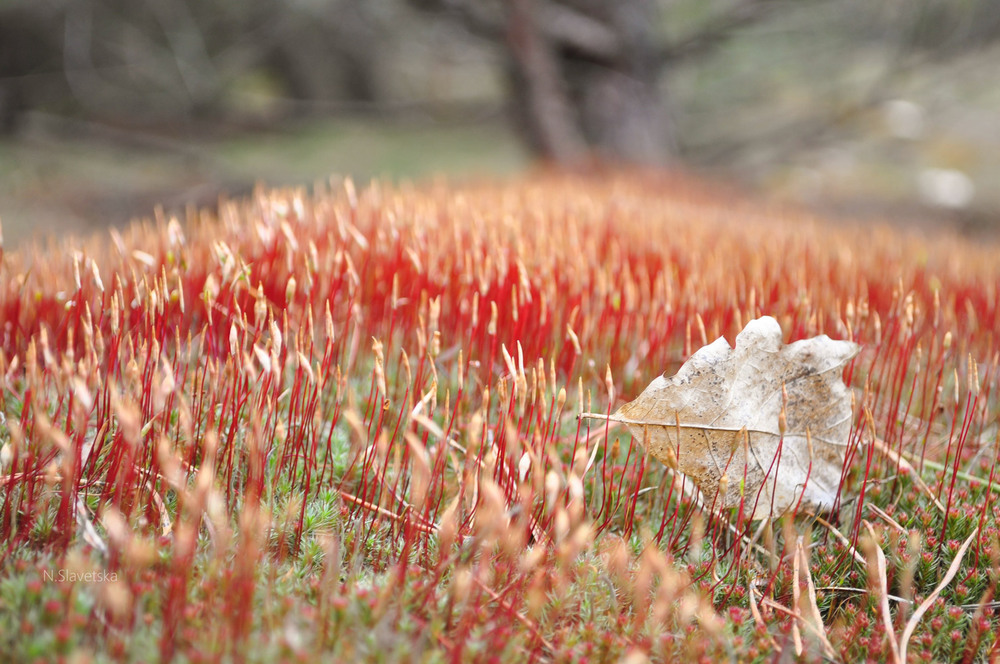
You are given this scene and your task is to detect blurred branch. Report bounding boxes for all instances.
[535,2,620,60]
[691,88,878,169]
[143,0,218,105]
[410,0,620,60]
[414,0,792,74]
[407,0,505,39]
[658,0,787,64]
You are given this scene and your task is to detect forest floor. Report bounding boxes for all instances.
[0,113,527,247]
[2,109,998,252]
[3,45,1000,249]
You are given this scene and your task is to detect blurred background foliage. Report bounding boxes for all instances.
[1,0,999,245]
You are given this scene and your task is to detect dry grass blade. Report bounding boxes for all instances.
[144,478,174,536]
[75,496,109,557]
[867,503,908,537]
[863,520,901,664]
[797,537,838,660]
[410,412,446,441]
[581,429,608,479]
[872,437,945,514]
[760,588,837,656]
[0,470,48,487]
[815,586,912,605]
[813,514,866,566]
[898,528,979,662]
[338,490,438,535]
[474,577,554,655]
[748,579,782,655]
[760,596,801,621]
[792,537,804,657]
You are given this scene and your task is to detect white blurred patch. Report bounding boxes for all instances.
[883,99,926,140]
[918,168,975,209]
[819,147,856,177]
[518,452,531,483]
[790,167,823,200]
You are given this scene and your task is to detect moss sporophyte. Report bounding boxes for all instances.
[0,173,998,662]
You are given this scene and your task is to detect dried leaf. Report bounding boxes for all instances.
[588,316,858,519]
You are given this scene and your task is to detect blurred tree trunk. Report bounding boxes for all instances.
[414,0,675,165]
[505,0,587,163]
[505,0,674,165]
[0,7,64,132]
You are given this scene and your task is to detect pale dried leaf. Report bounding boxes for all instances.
[591,316,858,519]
